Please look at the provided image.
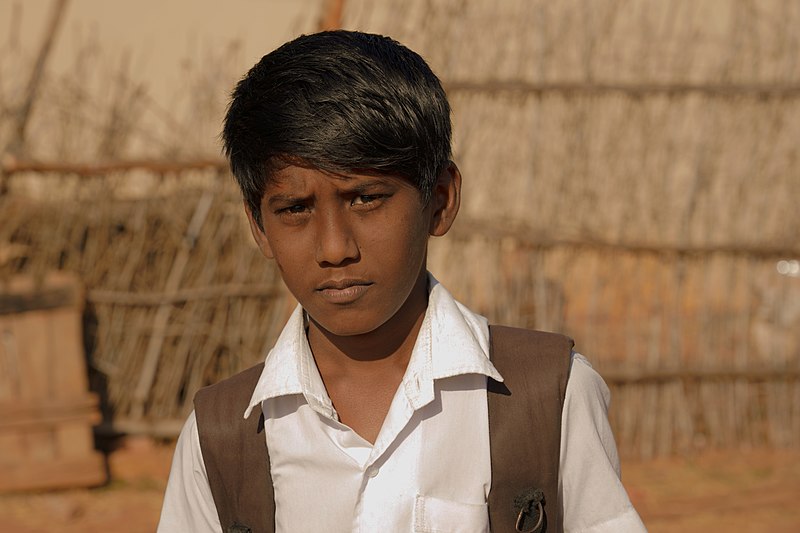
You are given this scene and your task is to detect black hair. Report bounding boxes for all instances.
[222,30,452,228]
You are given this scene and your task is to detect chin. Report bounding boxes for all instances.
[314,318,381,337]
[307,307,391,338]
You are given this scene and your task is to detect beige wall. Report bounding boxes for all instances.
[1,0,322,157]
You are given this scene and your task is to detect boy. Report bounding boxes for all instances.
[158,31,645,532]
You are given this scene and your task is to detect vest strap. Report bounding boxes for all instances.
[487,325,573,533]
[194,363,271,533]
[194,326,572,533]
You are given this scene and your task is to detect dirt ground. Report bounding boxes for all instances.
[1,439,798,532]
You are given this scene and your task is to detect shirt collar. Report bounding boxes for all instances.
[243,305,335,419]
[243,273,503,418]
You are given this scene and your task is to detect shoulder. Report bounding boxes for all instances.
[193,363,266,442]
[488,326,574,398]
[560,354,648,531]
[194,363,265,406]
[489,325,574,370]
[560,353,619,479]
[562,353,615,454]
[565,353,611,412]
[158,410,222,532]
[490,325,574,350]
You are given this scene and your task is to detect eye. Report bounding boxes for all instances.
[350,193,391,210]
[275,203,310,217]
[351,194,385,207]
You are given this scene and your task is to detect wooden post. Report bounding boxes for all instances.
[0,272,105,492]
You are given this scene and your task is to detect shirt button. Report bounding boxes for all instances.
[366,466,379,478]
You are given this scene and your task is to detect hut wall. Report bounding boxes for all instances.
[347,0,800,456]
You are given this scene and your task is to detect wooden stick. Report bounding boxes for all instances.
[130,190,215,420]
[89,284,282,306]
[601,367,800,384]
[444,80,800,98]
[1,155,227,176]
[8,0,69,155]
[450,218,800,257]
[318,0,345,31]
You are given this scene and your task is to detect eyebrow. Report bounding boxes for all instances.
[339,178,396,195]
[266,193,310,209]
[266,178,397,208]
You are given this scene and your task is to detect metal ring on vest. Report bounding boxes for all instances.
[515,501,544,533]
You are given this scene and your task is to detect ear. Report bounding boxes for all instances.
[429,161,462,237]
[244,201,275,259]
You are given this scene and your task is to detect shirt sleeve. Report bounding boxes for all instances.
[157,410,223,533]
[559,353,647,533]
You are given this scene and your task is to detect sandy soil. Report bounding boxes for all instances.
[1,439,798,532]
[625,449,800,533]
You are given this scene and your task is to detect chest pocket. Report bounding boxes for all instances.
[413,494,490,533]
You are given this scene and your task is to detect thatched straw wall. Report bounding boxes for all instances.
[1,0,798,456]
[348,0,800,247]
[354,0,800,456]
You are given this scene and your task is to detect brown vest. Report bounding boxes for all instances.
[194,326,572,533]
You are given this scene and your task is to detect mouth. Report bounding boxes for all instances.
[317,278,372,290]
[316,279,373,304]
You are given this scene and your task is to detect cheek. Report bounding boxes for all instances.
[386,220,430,277]
[265,235,310,286]
[368,214,427,262]
[404,213,431,256]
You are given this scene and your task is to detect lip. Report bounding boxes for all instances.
[316,279,373,304]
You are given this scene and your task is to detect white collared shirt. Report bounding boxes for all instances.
[158,278,646,532]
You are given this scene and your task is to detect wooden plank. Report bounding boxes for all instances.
[0,285,79,315]
[0,453,105,492]
[0,394,98,419]
[55,422,95,458]
[12,309,50,403]
[48,306,89,397]
[0,273,106,491]
[0,272,83,314]
[0,314,22,403]
[94,417,185,438]
[0,406,100,429]
[0,432,21,466]
[22,427,56,463]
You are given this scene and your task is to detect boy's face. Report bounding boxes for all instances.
[246,164,460,338]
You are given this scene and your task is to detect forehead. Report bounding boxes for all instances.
[265,165,415,193]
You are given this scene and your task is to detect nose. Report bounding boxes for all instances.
[314,207,360,267]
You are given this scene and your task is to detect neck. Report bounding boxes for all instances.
[307,273,429,376]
